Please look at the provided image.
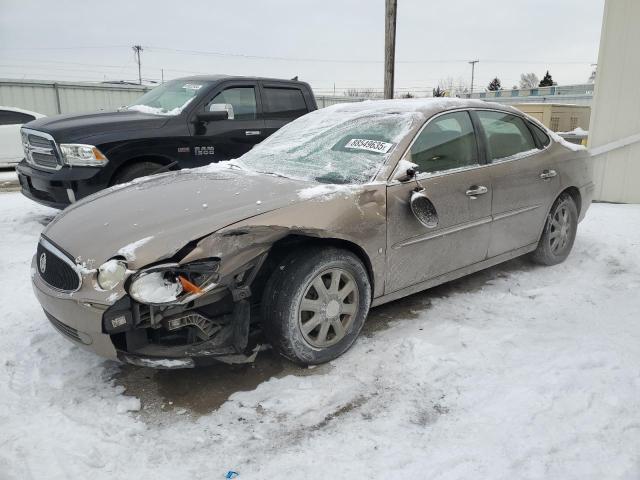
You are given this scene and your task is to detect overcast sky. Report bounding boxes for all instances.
[0,0,604,95]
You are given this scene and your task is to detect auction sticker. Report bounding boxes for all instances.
[344,138,394,154]
[182,83,203,90]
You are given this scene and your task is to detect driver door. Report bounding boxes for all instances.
[385,110,492,294]
[188,82,266,164]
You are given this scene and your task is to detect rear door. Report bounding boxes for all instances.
[385,110,492,293]
[260,82,311,138]
[472,110,559,257]
[188,81,265,163]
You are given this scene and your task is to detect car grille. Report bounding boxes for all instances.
[45,311,90,345]
[36,240,81,292]
[22,131,62,170]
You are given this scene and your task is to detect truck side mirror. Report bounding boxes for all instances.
[209,103,235,119]
[195,110,228,123]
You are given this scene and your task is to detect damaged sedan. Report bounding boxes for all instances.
[32,99,594,367]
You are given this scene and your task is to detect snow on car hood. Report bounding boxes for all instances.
[43,167,312,268]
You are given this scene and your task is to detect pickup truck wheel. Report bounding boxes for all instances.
[531,193,578,266]
[112,161,163,185]
[261,247,371,365]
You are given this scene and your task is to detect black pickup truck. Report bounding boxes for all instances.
[17,75,317,208]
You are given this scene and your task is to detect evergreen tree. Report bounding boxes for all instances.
[487,77,501,91]
[432,86,446,97]
[539,70,554,87]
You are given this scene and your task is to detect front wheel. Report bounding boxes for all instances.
[531,193,578,266]
[261,247,371,365]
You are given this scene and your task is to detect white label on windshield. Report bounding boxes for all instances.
[182,83,203,90]
[344,138,394,154]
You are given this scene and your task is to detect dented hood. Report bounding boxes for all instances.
[43,168,310,268]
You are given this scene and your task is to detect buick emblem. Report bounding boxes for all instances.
[39,252,47,274]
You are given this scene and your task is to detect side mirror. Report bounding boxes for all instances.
[410,189,439,228]
[392,159,419,182]
[209,102,234,119]
[195,110,229,123]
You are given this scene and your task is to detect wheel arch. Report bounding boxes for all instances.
[255,233,375,299]
[560,186,582,216]
[109,154,178,185]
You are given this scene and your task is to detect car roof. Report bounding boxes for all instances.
[321,98,522,118]
[0,105,45,117]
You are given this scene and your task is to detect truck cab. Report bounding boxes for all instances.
[16,75,317,209]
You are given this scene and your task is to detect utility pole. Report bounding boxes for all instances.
[384,0,397,99]
[468,59,479,98]
[132,45,143,85]
[161,68,164,85]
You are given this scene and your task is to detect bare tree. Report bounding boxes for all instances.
[519,73,539,89]
[437,76,470,97]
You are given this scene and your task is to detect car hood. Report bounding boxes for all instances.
[43,167,312,268]
[23,110,168,143]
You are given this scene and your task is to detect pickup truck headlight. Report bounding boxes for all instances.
[128,259,220,306]
[60,143,109,167]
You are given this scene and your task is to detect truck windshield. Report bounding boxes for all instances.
[126,80,209,116]
[237,106,420,184]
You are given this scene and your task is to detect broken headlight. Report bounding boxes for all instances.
[127,259,220,306]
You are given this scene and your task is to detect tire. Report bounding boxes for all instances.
[261,246,371,365]
[112,161,163,185]
[531,193,578,266]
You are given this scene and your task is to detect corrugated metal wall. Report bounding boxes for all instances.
[0,79,365,116]
[0,79,151,116]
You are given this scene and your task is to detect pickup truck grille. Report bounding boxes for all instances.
[22,130,62,170]
[36,239,81,292]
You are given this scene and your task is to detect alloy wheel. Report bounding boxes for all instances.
[549,202,572,254]
[298,268,359,348]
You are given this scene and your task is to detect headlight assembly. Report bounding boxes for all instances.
[128,259,220,306]
[60,143,109,167]
[97,259,128,290]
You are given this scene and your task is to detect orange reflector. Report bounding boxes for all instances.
[178,275,203,294]
[92,147,108,161]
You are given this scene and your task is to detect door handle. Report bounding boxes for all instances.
[540,169,557,179]
[465,185,488,197]
[245,130,261,136]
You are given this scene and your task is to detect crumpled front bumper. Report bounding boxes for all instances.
[31,255,257,368]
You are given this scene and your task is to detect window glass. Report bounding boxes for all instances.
[529,122,550,147]
[476,111,537,162]
[207,87,257,120]
[408,111,477,173]
[0,110,35,125]
[126,80,208,115]
[263,87,307,119]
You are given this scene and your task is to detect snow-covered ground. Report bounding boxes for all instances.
[1,191,639,479]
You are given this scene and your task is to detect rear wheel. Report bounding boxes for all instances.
[261,247,371,365]
[531,193,578,266]
[112,161,163,185]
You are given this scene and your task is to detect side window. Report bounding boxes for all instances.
[0,110,35,126]
[206,87,257,120]
[263,87,307,119]
[476,111,537,162]
[408,111,478,174]
[529,122,551,147]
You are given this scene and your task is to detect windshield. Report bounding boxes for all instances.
[237,105,420,184]
[126,80,209,116]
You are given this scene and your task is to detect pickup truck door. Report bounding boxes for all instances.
[259,82,312,138]
[189,82,266,164]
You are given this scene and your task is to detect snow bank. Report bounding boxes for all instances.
[2,192,640,479]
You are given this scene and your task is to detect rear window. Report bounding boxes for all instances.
[476,111,538,162]
[263,87,307,119]
[529,122,551,147]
